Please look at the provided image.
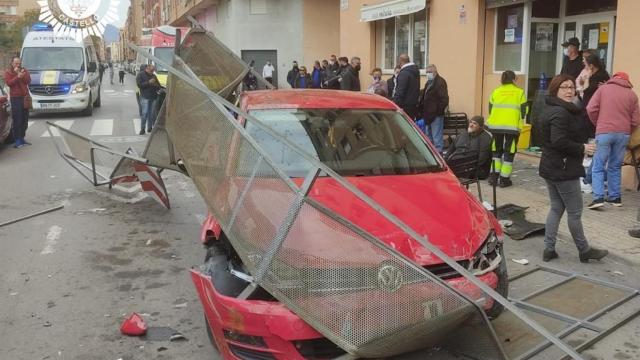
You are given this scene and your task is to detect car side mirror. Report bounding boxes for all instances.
[88,62,97,72]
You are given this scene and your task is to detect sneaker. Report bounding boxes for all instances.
[542,249,559,262]
[587,199,605,209]
[581,182,592,194]
[13,138,24,148]
[629,228,640,238]
[579,247,609,263]
[498,176,513,188]
[607,198,622,207]
[488,173,499,186]
[139,129,145,135]
[146,128,152,133]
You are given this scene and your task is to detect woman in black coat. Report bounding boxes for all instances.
[538,74,608,263]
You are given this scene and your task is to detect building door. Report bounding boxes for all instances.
[241,50,278,88]
[559,14,615,73]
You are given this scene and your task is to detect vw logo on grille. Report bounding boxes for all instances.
[45,86,53,95]
[377,263,403,292]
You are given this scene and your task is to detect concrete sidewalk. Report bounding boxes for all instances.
[474,152,640,266]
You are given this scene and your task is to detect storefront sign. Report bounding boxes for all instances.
[360,0,427,22]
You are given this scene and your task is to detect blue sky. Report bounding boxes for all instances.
[113,0,130,28]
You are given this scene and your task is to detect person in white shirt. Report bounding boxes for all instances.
[262,61,275,85]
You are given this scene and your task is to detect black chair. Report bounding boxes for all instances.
[447,154,483,202]
[443,112,469,148]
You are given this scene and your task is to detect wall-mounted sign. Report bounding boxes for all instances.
[361,0,427,22]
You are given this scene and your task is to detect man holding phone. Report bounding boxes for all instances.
[4,56,31,148]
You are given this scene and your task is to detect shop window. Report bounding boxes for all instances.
[532,0,560,18]
[381,12,428,70]
[566,0,617,16]
[495,4,525,72]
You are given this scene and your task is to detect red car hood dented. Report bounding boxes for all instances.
[305,171,492,266]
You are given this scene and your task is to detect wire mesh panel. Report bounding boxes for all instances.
[142,101,183,173]
[46,122,119,185]
[178,30,248,99]
[164,70,507,358]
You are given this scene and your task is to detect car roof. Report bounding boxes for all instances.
[243,90,399,111]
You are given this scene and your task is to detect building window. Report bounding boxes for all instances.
[250,0,267,15]
[0,6,17,15]
[381,12,428,70]
[494,4,526,73]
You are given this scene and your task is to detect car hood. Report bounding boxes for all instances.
[306,172,492,265]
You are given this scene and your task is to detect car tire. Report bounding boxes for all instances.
[94,86,101,107]
[485,251,508,319]
[81,93,93,116]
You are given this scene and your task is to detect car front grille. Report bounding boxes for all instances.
[424,260,470,280]
[29,85,68,96]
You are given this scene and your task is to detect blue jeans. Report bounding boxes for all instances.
[425,116,444,152]
[140,97,157,131]
[592,133,630,200]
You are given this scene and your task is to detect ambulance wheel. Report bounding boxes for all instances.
[94,87,101,107]
[81,93,93,116]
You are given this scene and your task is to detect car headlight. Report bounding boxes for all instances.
[71,82,88,94]
[480,231,500,255]
[469,231,503,275]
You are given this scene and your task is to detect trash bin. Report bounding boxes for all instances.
[518,124,532,149]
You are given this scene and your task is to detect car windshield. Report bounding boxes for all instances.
[22,47,84,72]
[245,108,443,177]
[154,47,173,72]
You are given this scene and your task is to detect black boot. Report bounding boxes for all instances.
[579,247,609,263]
[542,249,558,262]
[499,176,513,188]
[488,173,499,186]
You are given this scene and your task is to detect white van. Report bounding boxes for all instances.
[21,23,101,115]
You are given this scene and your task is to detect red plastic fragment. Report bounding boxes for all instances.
[120,313,147,336]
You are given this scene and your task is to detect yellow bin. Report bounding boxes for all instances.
[518,124,532,149]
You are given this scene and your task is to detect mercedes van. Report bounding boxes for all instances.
[21,23,101,115]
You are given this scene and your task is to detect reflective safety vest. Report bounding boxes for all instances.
[487,83,527,134]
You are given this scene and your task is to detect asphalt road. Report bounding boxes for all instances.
[1,74,639,360]
[0,75,219,360]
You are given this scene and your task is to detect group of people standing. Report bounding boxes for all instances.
[537,37,639,263]
[283,55,363,92]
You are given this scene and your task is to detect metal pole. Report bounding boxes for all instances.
[0,205,64,228]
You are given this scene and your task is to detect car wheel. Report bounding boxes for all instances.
[485,250,508,320]
[81,93,93,116]
[94,86,101,107]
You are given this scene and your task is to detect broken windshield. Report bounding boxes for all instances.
[245,108,443,177]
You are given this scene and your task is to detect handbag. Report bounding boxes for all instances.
[24,94,33,110]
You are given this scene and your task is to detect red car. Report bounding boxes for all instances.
[190,89,507,360]
[0,78,12,144]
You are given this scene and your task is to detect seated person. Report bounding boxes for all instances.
[444,116,492,179]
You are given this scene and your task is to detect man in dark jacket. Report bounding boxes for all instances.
[419,64,449,152]
[340,57,361,92]
[286,61,299,88]
[136,64,161,135]
[560,37,584,79]
[445,116,493,179]
[393,54,420,119]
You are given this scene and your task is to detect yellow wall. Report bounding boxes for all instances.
[429,0,485,116]
[339,0,377,89]
[303,0,341,67]
[613,0,640,97]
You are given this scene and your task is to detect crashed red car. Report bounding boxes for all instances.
[0,78,12,145]
[191,89,507,360]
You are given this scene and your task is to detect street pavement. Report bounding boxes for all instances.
[1,75,639,359]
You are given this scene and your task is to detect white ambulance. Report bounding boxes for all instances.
[20,23,101,115]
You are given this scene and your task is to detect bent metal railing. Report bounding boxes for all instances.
[129,26,584,359]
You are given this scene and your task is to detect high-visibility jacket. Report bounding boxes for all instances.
[487,83,527,134]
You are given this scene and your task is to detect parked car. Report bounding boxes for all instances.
[0,76,12,144]
[190,89,508,360]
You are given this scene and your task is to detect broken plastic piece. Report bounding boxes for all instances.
[120,313,147,336]
[512,258,529,265]
[169,332,186,342]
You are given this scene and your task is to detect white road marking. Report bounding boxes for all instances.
[41,225,62,255]
[90,119,113,136]
[28,121,34,127]
[124,90,134,93]
[42,120,74,137]
[133,118,141,134]
[104,90,115,93]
